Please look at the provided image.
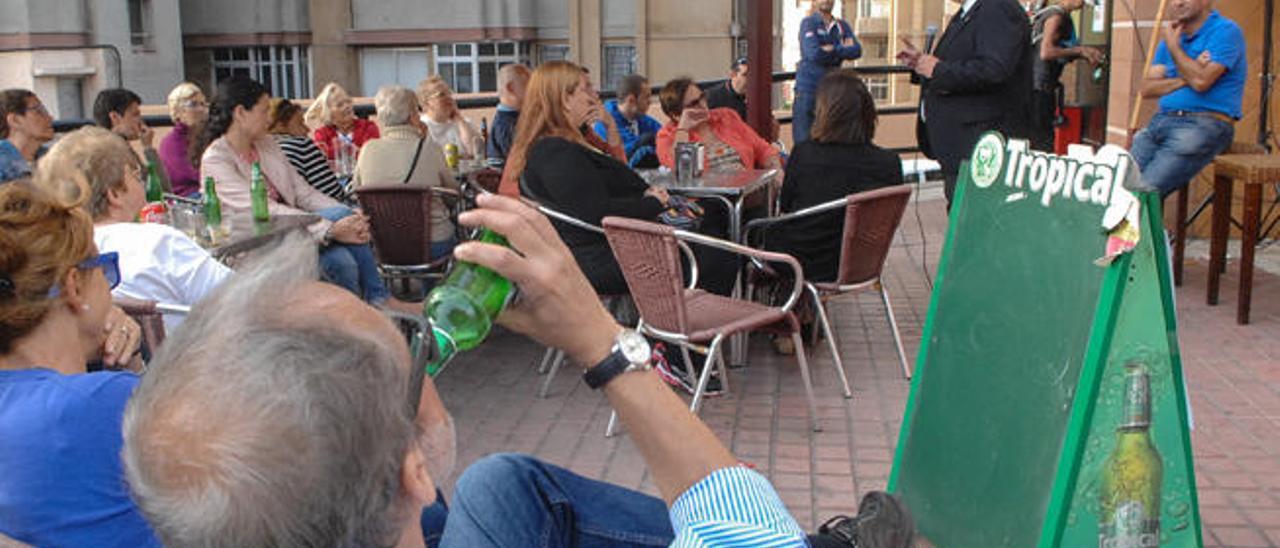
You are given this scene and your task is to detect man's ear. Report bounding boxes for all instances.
[108,111,124,130]
[400,445,438,507]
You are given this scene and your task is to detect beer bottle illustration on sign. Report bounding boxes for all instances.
[1098,361,1163,547]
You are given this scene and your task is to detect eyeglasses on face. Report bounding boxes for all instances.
[47,252,122,297]
[683,93,706,110]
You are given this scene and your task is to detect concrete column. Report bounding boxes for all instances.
[635,0,648,76]
[580,0,602,83]
[309,0,358,94]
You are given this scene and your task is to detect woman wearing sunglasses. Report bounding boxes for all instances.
[0,179,158,546]
[39,127,231,331]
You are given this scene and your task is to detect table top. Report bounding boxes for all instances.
[210,213,322,259]
[1214,153,1280,183]
[638,168,779,197]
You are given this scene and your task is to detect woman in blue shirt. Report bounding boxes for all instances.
[0,176,158,547]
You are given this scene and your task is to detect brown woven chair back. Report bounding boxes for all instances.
[356,186,438,265]
[601,216,690,335]
[834,185,914,286]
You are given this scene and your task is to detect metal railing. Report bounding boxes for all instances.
[51,64,924,150]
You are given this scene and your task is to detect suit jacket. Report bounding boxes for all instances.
[915,0,1033,171]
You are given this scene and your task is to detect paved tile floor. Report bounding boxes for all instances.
[433,189,1280,546]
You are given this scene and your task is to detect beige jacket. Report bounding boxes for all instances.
[201,135,342,240]
[353,125,458,242]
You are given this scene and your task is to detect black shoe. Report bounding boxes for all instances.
[812,491,914,548]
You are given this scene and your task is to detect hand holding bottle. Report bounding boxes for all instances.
[452,193,621,367]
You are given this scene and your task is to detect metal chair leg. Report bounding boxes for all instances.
[537,346,557,374]
[680,346,698,388]
[605,410,620,438]
[690,336,724,416]
[714,346,730,394]
[538,349,566,399]
[880,284,911,380]
[792,331,822,432]
[810,286,851,399]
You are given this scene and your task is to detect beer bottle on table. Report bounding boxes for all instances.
[145,162,164,203]
[250,161,270,222]
[203,176,222,227]
[421,228,516,376]
[1098,360,1163,547]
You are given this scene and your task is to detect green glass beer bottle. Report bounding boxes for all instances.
[422,228,515,376]
[203,176,222,227]
[250,162,270,222]
[145,162,164,203]
[1098,361,1163,547]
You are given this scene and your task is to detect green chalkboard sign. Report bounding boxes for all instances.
[888,133,1202,547]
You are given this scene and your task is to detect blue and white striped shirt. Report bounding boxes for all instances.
[670,466,807,547]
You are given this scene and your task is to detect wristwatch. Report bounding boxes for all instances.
[583,329,652,389]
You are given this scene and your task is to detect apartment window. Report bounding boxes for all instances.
[866,74,890,103]
[862,36,889,60]
[360,48,429,97]
[538,44,570,65]
[434,41,531,94]
[128,0,153,49]
[212,46,311,99]
[858,0,889,18]
[602,44,636,93]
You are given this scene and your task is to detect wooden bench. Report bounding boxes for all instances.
[1206,153,1280,324]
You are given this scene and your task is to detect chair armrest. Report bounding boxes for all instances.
[535,204,606,235]
[743,195,848,241]
[673,229,805,312]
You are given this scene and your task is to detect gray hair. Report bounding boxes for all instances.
[374,85,418,128]
[121,235,417,547]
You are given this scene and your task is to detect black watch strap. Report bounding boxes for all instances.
[583,349,629,389]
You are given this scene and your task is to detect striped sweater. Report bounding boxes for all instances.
[275,135,348,203]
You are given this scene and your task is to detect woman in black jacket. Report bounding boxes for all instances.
[767,69,904,282]
[508,61,735,297]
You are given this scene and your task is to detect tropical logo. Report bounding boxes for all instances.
[970,133,1005,188]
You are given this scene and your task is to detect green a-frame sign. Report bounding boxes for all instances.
[889,133,1203,547]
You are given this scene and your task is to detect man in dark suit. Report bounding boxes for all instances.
[897,0,1034,206]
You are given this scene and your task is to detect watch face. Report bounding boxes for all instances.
[617,330,651,365]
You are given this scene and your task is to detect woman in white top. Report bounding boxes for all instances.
[354,85,458,259]
[36,126,231,330]
[415,76,483,159]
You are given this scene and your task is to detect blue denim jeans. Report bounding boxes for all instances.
[792,90,817,145]
[428,454,674,548]
[1130,112,1234,197]
[315,206,391,304]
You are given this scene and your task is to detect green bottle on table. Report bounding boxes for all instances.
[250,161,270,222]
[421,228,516,376]
[145,162,164,203]
[203,176,222,226]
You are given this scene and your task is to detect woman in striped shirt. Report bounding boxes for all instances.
[268,98,350,204]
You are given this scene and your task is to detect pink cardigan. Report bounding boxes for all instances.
[200,136,342,239]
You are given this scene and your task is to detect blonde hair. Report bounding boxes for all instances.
[304,82,348,129]
[37,126,140,221]
[167,82,205,120]
[502,61,591,190]
[415,76,452,107]
[0,176,95,353]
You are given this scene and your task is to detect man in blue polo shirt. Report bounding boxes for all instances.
[1131,0,1245,197]
[794,0,861,144]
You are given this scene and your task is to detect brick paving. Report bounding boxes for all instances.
[433,189,1280,546]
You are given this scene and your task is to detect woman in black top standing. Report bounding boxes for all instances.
[766,69,904,283]
[508,61,735,297]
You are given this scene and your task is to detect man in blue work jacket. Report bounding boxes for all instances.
[794,0,861,144]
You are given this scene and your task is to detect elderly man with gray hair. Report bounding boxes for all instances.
[122,193,819,547]
[353,84,459,258]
